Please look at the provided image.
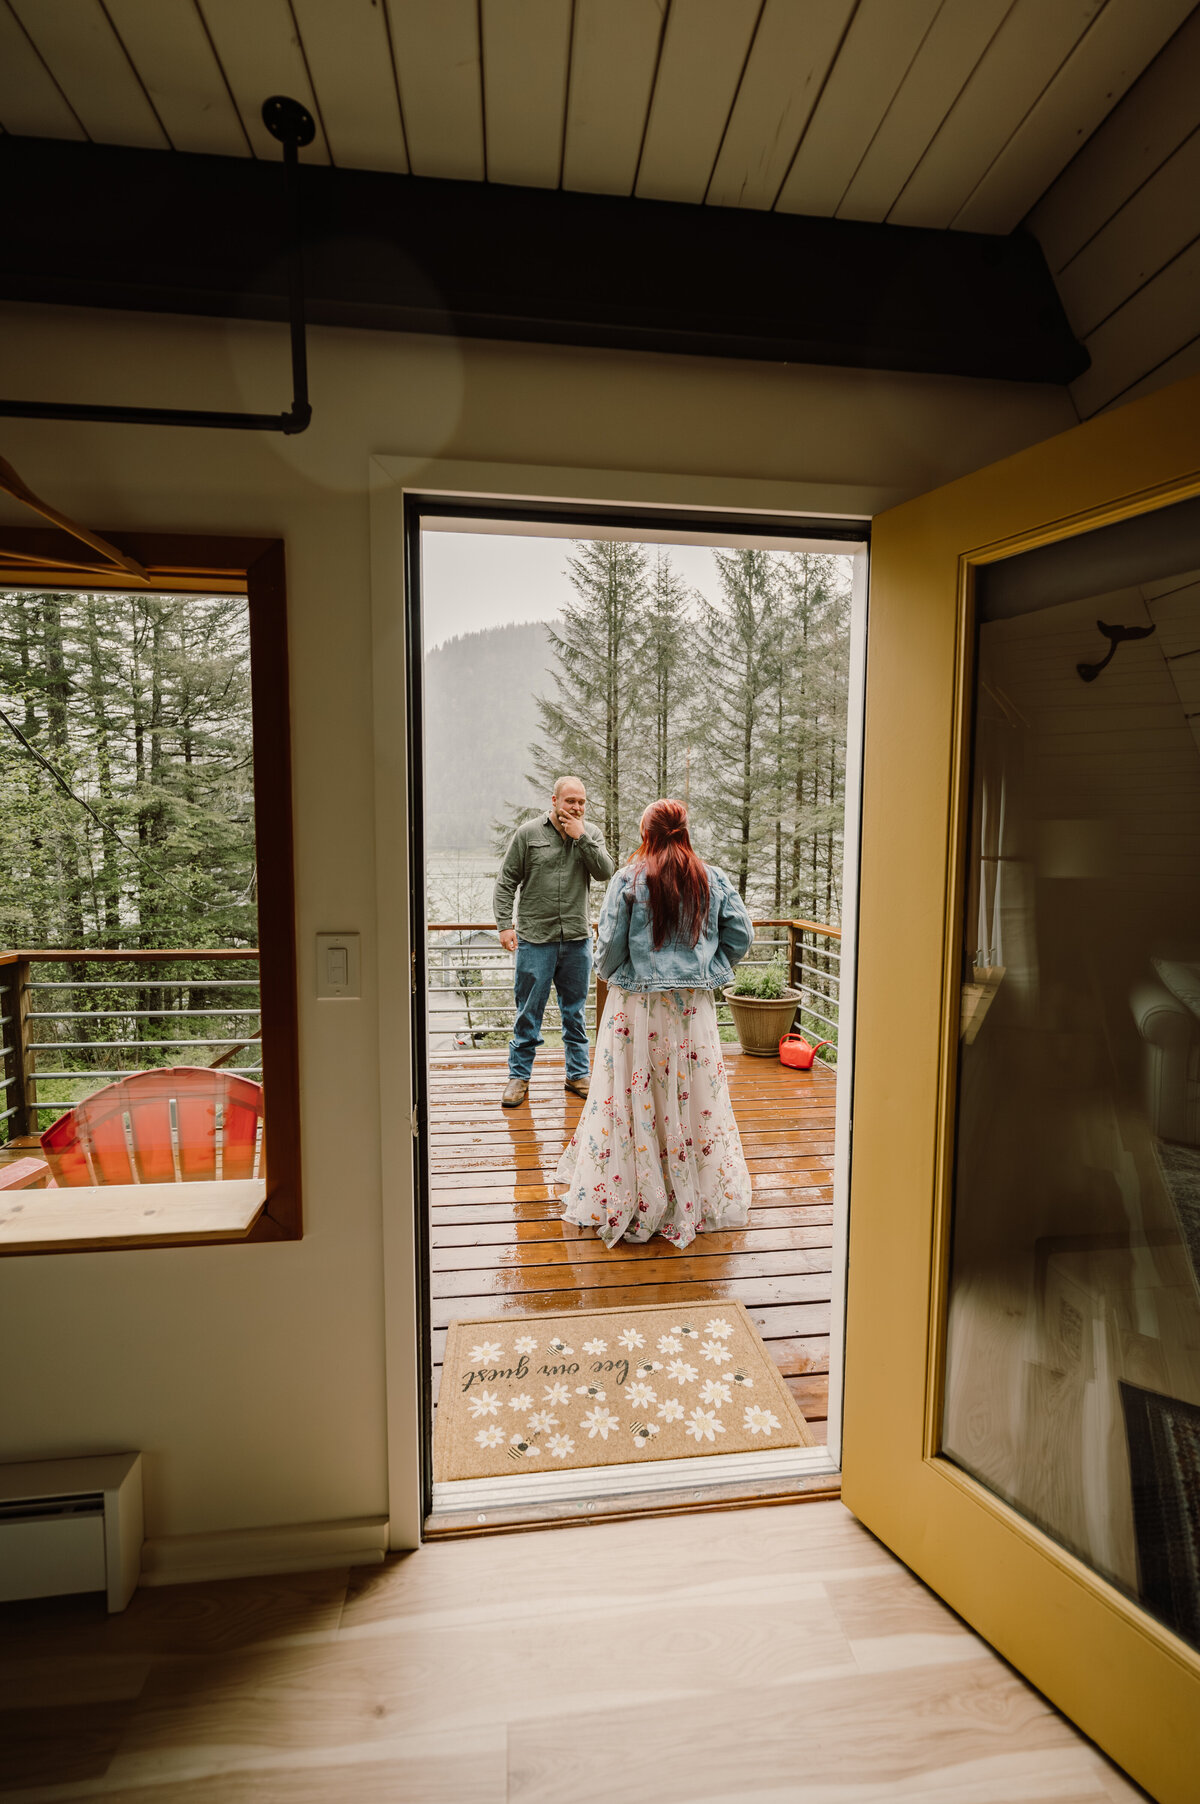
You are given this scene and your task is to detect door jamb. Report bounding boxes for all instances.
[369,453,870,1546]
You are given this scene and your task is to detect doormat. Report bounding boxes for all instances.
[434,1300,815,1482]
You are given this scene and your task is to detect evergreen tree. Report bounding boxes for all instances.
[775,552,852,922]
[523,540,648,860]
[0,588,256,950]
[640,549,692,800]
[691,549,778,898]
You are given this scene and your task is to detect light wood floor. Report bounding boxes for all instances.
[0,1501,1148,1802]
[429,1050,835,1442]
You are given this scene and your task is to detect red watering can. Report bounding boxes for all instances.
[779,1033,830,1070]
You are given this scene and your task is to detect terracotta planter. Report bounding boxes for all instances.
[723,987,801,1058]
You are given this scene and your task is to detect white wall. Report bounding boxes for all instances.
[0,300,1074,1554]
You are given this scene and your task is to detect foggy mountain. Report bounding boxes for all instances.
[423,620,557,848]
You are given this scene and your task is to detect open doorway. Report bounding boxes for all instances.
[406,498,867,1530]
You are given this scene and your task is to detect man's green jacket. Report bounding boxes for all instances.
[493,814,615,944]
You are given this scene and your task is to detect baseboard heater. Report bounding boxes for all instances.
[0,1452,143,1611]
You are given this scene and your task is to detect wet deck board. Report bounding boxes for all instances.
[428,1051,838,1444]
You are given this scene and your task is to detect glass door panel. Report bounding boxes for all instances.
[843,373,1200,1804]
[946,495,1200,1652]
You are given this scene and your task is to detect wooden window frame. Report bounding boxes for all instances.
[0,528,301,1252]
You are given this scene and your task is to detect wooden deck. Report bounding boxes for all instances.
[428,1050,836,1444]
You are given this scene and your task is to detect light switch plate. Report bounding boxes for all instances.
[316,932,361,999]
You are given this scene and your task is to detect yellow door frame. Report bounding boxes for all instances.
[844,371,1200,1804]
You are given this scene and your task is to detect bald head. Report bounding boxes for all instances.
[550,775,586,835]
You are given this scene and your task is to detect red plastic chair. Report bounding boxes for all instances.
[38,1067,264,1186]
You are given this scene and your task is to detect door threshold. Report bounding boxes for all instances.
[426,1447,840,1538]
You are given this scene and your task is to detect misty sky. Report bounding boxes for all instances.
[421,531,727,650]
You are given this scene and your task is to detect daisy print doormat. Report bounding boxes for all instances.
[434,1300,815,1482]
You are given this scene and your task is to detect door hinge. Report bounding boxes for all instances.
[411,1103,420,1139]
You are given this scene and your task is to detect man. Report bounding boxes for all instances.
[493,776,615,1108]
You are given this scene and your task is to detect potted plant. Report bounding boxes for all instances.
[724,962,802,1058]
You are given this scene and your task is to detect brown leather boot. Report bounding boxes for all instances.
[502,1078,528,1108]
[564,1075,590,1099]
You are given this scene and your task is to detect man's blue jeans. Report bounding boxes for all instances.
[509,937,591,1082]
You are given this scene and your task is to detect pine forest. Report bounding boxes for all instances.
[0,589,259,1137]
[0,589,256,951]
[493,542,853,921]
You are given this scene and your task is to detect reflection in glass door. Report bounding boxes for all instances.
[945,495,1200,1652]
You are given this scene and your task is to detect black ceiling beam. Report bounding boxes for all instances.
[1,135,1086,386]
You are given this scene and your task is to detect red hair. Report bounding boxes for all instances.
[632,799,710,949]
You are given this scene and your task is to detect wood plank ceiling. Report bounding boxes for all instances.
[0,0,1192,235]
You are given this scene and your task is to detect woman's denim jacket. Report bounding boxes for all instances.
[595,861,754,993]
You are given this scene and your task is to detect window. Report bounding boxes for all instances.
[0,534,299,1251]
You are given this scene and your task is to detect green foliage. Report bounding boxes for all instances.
[644,548,692,799]
[731,961,791,1000]
[691,549,777,899]
[513,542,851,919]
[0,589,261,1142]
[527,540,651,862]
[0,589,256,951]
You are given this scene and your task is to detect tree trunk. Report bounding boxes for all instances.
[41,595,89,1044]
[85,599,121,943]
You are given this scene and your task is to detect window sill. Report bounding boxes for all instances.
[0,1178,267,1253]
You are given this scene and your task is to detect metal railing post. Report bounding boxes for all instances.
[424,918,839,1061]
[7,958,35,1139]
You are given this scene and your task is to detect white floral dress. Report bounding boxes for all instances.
[554,987,752,1250]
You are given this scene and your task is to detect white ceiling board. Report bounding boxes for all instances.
[1057,125,1200,337]
[836,0,1011,224]
[1141,570,1200,604]
[104,0,248,157]
[887,0,1103,229]
[1027,7,1200,271]
[561,0,664,195]
[706,0,854,210]
[953,0,1196,233]
[387,0,484,181]
[1071,232,1200,416]
[635,0,763,205]
[291,0,407,172]
[1093,332,1200,415]
[481,0,571,187]
[197,0,329,161]
[776,0,942,218]
[0,1,84,139]
[9,0,167,148]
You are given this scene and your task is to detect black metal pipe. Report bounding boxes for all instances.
[0,400,307,432]
[0,96,315,436]
[280,133,311,434]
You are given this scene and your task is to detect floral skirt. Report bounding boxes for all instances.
[554,987,752,1250]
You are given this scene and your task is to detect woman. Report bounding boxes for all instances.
[555,798,755,1250]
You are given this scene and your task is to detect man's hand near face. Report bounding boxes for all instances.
[552,782,588,841]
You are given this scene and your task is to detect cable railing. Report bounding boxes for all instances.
[0,950,261,1145]
[426,918,842,1065]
